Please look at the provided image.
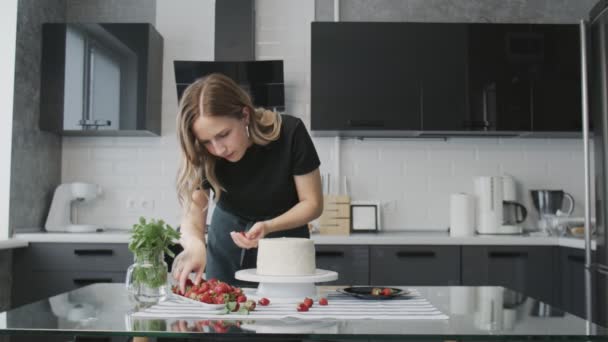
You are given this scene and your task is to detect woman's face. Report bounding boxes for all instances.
[191,112,251,162]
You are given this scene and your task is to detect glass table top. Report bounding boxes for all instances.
[1,283,607,340]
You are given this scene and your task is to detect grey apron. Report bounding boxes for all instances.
[206,204,309,286]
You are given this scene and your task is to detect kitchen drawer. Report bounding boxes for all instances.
[370,245,461,286]
[315,245,369,285]
[462,246,555,304]
[22,243,132,272]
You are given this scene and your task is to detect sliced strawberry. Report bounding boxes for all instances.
[381,288,393,296]
[258,297,270,306]
[371,287,382,296]
[303,297,313,308]
[237,295,247,303]
[318,297,328,306]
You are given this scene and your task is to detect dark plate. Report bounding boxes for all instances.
[337,286,410,300]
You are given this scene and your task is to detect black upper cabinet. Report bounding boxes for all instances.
[468,23,582,133]
[40,23,163,136]
[530,25,582,131]
[419,24,469,131]
[311,22,582,136]
[312,22,423,132]
[468,24,534,131]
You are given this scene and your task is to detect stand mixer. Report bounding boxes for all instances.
[45,182,103,233]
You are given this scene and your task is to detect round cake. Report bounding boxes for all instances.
[256,237,316,276]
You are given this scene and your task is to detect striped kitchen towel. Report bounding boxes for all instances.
[131,289,448,320]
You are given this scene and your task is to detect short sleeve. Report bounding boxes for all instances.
[291,119,321,175]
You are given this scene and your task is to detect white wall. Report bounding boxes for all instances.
[62,0,587,231]
[1,0,18,238]
[61,0,215,228]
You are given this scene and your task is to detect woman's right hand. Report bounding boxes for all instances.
[171,239,206,294]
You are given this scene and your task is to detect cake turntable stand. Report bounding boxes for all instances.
[235,268,338,301]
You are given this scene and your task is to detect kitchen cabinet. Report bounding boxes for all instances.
[39,23,163,136]
[311,22,423,132]
[315,245,369,285]
[11,243,132,308]
[419,24,469,131]
[311,22,582,136]
[467,23,581,133]
[559,247,592,318]
[530,25,583,132]
[370,246,461,285]
[461,246,555,304]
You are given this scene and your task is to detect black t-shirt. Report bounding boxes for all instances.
[209,114,320,222]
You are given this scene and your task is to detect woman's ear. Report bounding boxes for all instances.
[242,107,251,125]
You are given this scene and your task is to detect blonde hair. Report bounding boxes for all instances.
[176,73,282,209]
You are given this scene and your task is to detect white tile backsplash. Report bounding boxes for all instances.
[61,0,590,232]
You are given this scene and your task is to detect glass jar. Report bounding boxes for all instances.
[125,249,168,304]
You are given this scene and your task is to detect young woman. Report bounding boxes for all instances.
[172,73,323,292]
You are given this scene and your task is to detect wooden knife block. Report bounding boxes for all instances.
[319,195,351,235]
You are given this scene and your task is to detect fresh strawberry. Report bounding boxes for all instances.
[381,288,393,296]
[214,295,225,304]
[237,295,247,303]
[198,282,209,293]
[303,297,313,308]
[200,293,213,304]
[185,278,194,287]
[318,297,328,306]
[214,283,230,295]
[297,303,309,312]
[258,297,270,306]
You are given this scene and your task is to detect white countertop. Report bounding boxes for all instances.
[0,238,29,250]
[12,230,596,250]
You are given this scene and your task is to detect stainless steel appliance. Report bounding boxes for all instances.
[530,189,576,235]
[530,190,575,217]
[582,0,608,326]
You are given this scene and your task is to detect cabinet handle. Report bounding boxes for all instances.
[316,251,344,258]
[73,278,113,286]
[346,119,385,128]
[74,249,114,256]
[568,255,585,263]
[396,251,436,258]
[488,251,528,259]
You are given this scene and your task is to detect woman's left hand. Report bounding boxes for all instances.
[230,221,269,249]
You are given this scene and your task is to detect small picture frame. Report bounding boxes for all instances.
[350,203,379,233]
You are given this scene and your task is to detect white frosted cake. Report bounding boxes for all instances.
[256,237,316,276]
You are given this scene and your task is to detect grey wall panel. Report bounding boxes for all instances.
[315,0,335,21]
[11,0,65,233]
[215,0,255,61]
[65,0,156,23]
[317,0,596,23]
